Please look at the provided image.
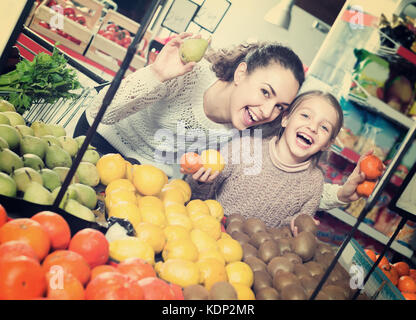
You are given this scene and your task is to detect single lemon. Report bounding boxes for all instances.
[225,261,254,287]
[165,211,193,231]
[134,222,166,254]
[190,229,219,253]
[162,239,199,262]
[139,205,167,228]
[168,179,192,203]
[197,258,227,290]
[96,153,126,185]
[217,238,243,263]
[157,259,200,288]
[109,236,155,265]
[132,164,167,196]
[105,178,136,195]
[192,214,221,240]
[230,282,255,300]
[205,199,224,222]
[164,225,190,243]
[107,201,141,230]
[200,149,225,173]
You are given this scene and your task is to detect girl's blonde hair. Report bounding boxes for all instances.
[278,90,344,166]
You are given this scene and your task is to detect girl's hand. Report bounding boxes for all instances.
[290,216,320,237]
[150,32,198,82]
[337,150,384,203]
[181,167,219,184]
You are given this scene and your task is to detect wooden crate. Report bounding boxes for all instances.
[85,9,151,75]
[29,0,104,54]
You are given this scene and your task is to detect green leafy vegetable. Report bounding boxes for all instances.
[0,47,82,114]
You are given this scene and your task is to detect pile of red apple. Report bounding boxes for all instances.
[97,23,133,49]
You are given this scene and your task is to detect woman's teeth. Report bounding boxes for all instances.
[247,109,258,122]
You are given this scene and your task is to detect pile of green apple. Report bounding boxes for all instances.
[0,99,101,222]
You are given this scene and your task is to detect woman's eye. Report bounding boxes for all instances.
[301,113,308,118]
[275,104,284,111]
[261,89,270,98]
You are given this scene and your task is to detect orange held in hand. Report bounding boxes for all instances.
[360,155,384,180]
[180,152,202,174]
[357,180,376,198]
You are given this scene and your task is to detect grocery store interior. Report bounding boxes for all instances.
[1,0,416,301]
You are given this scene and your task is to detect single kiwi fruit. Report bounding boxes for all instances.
[244,255,268,273]
[316,242,335,255]
[225,213,245,227]
[268,226,293,241]
[293,264,312,280]
[209,281,238,300]
[253,270,273,293]
[314,251,335,268]
[304,261,325,278]
[291,231,317,262]
[332,279,353,299]
[231,231,250,245]
[300,275,319,297]
[267,256,294,276]
[241,242,258,260]
[258,240,280,264]
[273,271,301,293]
[294,214,318,235]
[283,252,302,265]
[249,230,273,249]
[322,285,346,300]
[280,283,307,300]
[226,220,244,235]
[276,238,292,256]
[183,284,209,300]
[255,287,279,300]
[243,218,267,237]
[327,264,345,283]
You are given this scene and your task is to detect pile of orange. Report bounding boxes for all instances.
[0,207,183,300]
[364,248,416,300]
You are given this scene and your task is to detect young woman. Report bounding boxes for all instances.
[185,90,344,228]
[75,33,365,210]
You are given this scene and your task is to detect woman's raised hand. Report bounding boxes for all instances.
[150,32,198,82]
[181,167,220,184]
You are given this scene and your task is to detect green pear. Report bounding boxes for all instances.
[0,171,17,197]
[179,38,209,63]
[2,111,25,126]
[81,149,100,165]
[40,168,61,191]
[11,167,43,192]
[52,167,79,184]
[69,183,97,209]
[15,125,34,138]
[23,181,54,205]
[0,113,11,125]
[22,154,45,171]
[52,186,78,209]
[47,124,66,137]
[0,137,8,149]
[76,162,100,187]
[0,100,15,112]
[41,135,62,148]
[20,135,47,159]
[0,124,20,150]
[58,136,79,157]
[0,147,24,174]
[64,198,95,222]
[45,144,72,169]
[74,135,96,150]
[31,121,53,137]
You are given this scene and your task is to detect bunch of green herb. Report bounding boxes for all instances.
[0,47,82,114]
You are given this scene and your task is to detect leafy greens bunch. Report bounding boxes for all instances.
[0,47,82,114]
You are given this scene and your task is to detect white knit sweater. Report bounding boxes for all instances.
[85,59,347,211]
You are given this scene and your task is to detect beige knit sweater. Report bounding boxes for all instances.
[186,135,324,228]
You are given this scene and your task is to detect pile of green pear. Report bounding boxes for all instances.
[0,100,101,222]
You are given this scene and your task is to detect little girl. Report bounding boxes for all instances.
[185,90,344,228]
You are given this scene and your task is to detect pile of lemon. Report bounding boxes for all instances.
[96,153,255,300]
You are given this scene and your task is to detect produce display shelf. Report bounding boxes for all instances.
[327,208,413,258]
[347,93,415,129]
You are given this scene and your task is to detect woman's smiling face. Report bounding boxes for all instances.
[229,62,300,130]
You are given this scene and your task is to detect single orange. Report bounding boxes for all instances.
[376,254,390,270]
[402,292,416,300]
[180,152,202,174]
[0,255,46,300]
[360,155,383,180]
[398,276,416,293]
[46,271,85,300]
[357,180,376,198]
[42,250,91,286]
[0,240,38,263]
[382,265,399,286]
[91,265,120,280]
[364,249,377,262]
[68,228,109,268]
[392,262,410,277]
[0,218,51,260]
[31,211,71,250]
[117,257,156,282]
[85,272,144,300]
[0,204,7,228]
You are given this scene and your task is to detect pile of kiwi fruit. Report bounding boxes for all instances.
[223,213,369,300]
